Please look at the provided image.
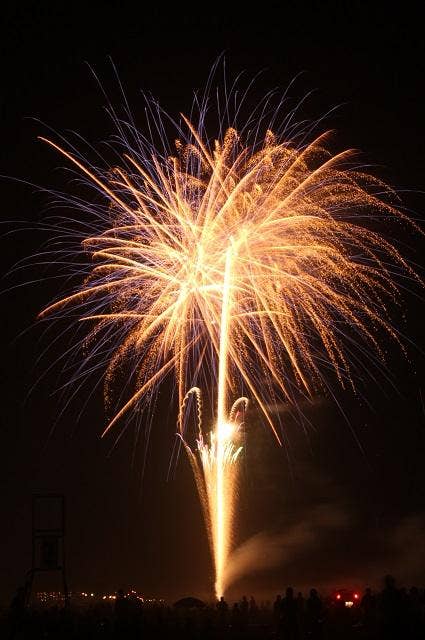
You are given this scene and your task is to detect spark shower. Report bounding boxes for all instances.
[38,76,415,597]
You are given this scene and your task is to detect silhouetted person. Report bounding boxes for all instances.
[231,602,243,634]
[281,587,299,640]
[239,595,249,630]
[249,595,258,618]
[306,588,323,639]
[114,589,131,637]
[361,587,376,634]
[361,587,375,610]
[380,575,403,639]
[240,595,249,616]
[217,595,228,628]
[274,594,283,628]
[10,586,25,614]
[408,586,423,640]
[217,596,228,613]
[8,586,26,639]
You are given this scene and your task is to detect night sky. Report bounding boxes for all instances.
[1,2,424,604]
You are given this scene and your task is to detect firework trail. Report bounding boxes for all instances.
[38,78,417,596]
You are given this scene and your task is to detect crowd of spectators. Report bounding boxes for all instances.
[2,575,424,639]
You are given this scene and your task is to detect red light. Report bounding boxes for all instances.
[336,594,341,600]
[354,593,359,599]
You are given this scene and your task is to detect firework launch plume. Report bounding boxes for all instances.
[38,79,417,596]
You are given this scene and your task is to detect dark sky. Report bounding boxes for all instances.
[1,2,425,604]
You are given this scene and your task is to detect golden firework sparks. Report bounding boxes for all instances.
[39,95,417,597]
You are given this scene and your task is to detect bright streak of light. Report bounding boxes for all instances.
[215,244,234,597]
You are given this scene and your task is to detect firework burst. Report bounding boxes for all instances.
[38,82,417,596]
